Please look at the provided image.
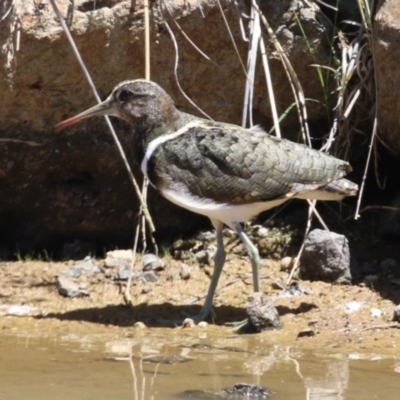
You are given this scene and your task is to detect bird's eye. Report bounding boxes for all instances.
[118,90,133,102]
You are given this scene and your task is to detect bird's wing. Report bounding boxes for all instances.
[149,121,351,205]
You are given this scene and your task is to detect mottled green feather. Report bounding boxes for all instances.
[147,120,351,205]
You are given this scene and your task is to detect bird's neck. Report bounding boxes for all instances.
[132,109,197,164]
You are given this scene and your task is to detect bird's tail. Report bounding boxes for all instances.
[324,178,358,197]
[296,178,358,201]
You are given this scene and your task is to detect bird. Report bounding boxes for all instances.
[56,79,358,322]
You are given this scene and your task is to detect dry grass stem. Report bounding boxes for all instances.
[144,0,150,80]
[161,2,212,120]
[259,35,281,137]
[48,0,156,235]
[242,4,260,128]
[216,0,247,77]
[163,1,216,65]
[253,1,312,147]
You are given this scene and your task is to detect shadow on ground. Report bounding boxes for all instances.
[33,300,320,328]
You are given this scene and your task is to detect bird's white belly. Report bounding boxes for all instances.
[161,187,288,227]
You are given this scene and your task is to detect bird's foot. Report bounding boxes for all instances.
[181,305,217,323]
[225,318,251,333]
[156,305,216,327]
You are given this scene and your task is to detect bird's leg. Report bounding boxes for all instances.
[232,222,260,292]
[181,220,225,322]
[223,222,261,331]
[199,221,226,319]
[158,220,226,325]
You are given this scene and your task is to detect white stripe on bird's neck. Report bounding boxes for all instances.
[140,120,208,179]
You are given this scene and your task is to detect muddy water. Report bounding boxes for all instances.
[0,330,399,400]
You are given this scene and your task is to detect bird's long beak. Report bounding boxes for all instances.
[55,100,112,131]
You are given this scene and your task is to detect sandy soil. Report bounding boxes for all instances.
[1,245,400,353]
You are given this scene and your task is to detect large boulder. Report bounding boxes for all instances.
[0,0,334,254]
[374,0,400,154]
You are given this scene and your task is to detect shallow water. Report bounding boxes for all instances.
[0,330,399,400]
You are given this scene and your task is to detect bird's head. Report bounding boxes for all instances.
[56,80,178,132]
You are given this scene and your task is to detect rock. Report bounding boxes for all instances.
[57,276,89,298]
[380,258,399,270]
[344,301,363,314]
[256,227,292,258]
[143,271,158,283]
[224,384,273,399]
[223,229,235,238]
[297,329,315,338]
[58,257,103,278]
[104,250,133,269]
[142,286,151,294]
[113,268,143,281]
[141,253,163,271]
[182,318,195,328]
[375,4,400,154]
[195,231,216,241]
[252,225,269,238]
[246,292,283,332]
[6,305,33,316]
[370,308,383,318]
[181,384,273,400]
[172,250,191,261]
[393,305,400,322]
[194,250,210,265]
[299,229,352,283]
[180,265,192,280]
[0,0,337,253]
[280,256,294,272]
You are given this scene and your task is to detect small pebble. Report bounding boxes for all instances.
[196,231,216,241]
[370,308,383,318]
[7,305,33,316]
[344,301,363,314]
[173,250,190,260]
[197,321,208,328]
[134,322,147,329]
[142,286,151,294]
[223,229,235,238]
[297,329,315,338]
[114,268,143,281]
[58,258,102,278]
[393,304,400,322]
[143,271,158,283]
[104,249,133,269]
[195,250,210,265]
[280,256,294,272]
[182,318,195,328]
[57,276,89,298]
[142,253,163,271]
[180,265,191,280]
[252,225,269,238]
